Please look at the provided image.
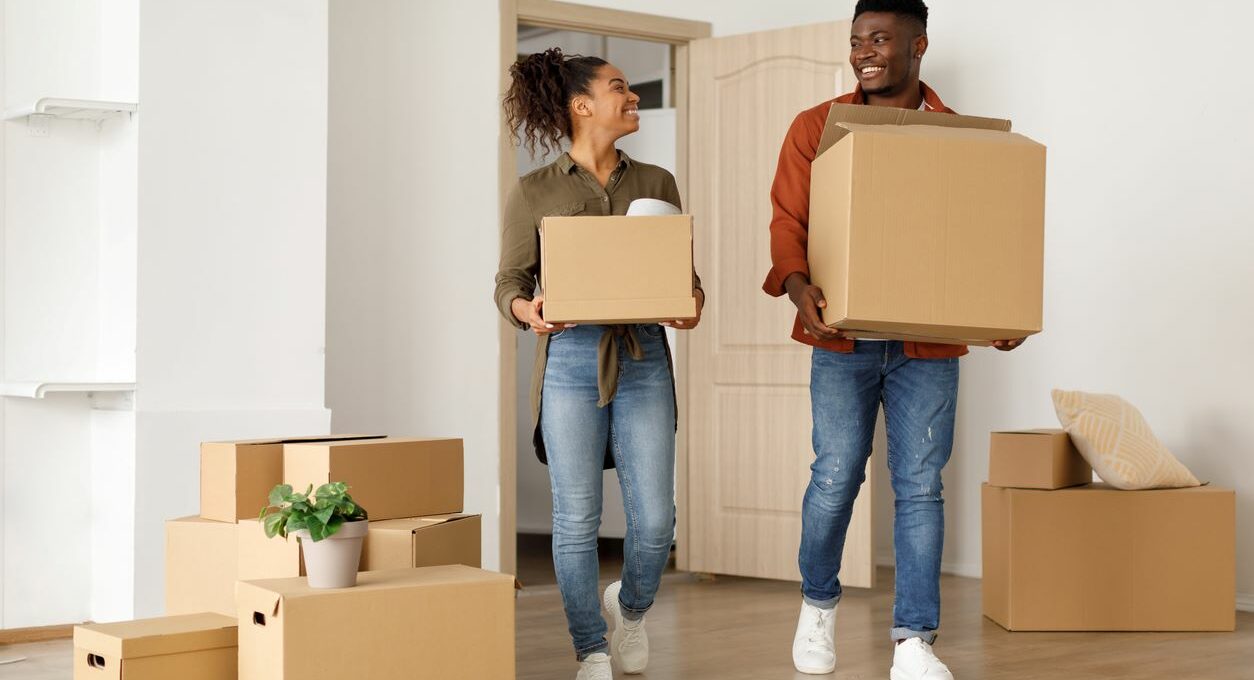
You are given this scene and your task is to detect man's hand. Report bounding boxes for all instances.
[662,289,705,330]
[511,295,576,336]
[784,273,846,341]
[992,338,1026,351]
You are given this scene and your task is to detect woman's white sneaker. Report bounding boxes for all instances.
[602,581,648,674]
[890,638,953,680]
[576,652,613,680]
[792,600,837,674]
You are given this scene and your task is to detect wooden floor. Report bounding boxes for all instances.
[4,567,1250,679]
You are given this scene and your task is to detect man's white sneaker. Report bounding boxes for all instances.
[890,638,954,680]
[602,581,648,674]
[791,600,837,674]
[576,652,613,680]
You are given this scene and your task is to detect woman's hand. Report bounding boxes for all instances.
[662,289,705,330]
[511,295,576,336]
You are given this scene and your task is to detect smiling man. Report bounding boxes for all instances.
[763,0,1024,677]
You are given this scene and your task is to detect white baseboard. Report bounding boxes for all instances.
[1237,593,1254,613]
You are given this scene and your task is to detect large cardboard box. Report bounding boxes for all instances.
[809,104,1046,345]
[74,613,236,680]
[988,429,1091,489]
[165,517,238,617]
[201,434,384,522]
[362,513,481,570]
[540,215,697,323]
[237,566,515,679]
[982,483,1235,631]
[283,437,463,521]
[237,513,480,579]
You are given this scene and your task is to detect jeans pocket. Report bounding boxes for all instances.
[638,323,664,339]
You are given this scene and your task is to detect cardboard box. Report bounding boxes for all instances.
[540,215,697,323]
[238,513,479,579]
[283,437,463,521]
[74,613,236,680]
[362,513,481,570]
[808,104,1046,345]
[201,434,384,522]
[982,483,1235,631]
[237,566,515,679]
[989,429,1091,489]
[165,517,238,617]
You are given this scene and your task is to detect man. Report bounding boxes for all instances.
[762,1,1024,677]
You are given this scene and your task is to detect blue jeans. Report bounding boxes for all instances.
[540,323,677,660]
[800,342,959,644]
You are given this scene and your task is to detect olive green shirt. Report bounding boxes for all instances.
[494,150,702,466]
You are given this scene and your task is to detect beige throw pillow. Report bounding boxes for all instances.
[1052,389,1200,490]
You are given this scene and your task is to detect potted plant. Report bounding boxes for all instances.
[260,482,368,588]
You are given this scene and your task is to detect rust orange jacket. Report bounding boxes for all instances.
[761,82,968,359]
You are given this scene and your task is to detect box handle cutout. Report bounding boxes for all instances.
[253,612,267,626]
[87,654,106,669]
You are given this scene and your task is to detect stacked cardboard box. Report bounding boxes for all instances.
[981,430,1235,631]
[166,435,473,617]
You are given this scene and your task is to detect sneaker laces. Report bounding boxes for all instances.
[621,615,646,648]
[806,608,834,649]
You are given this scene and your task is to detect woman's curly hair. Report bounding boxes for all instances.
[503,48,608,158]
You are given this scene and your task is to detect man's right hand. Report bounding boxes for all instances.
[511,295,576,336]
[784,273,845,341]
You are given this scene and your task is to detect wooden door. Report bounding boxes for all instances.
[682,21,875,587]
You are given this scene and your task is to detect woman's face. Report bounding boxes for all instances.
[574,64,641,139]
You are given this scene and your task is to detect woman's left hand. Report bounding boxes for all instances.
[662,289,704,330]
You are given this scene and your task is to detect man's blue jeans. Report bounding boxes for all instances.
[800,341,959,644]
[541,323,676,660]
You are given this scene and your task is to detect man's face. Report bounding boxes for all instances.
[849,11,926,96]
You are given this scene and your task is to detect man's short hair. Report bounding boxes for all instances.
[853,0,929,31]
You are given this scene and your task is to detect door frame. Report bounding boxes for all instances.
[497,0,711,575]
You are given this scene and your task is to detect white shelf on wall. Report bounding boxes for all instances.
[2,97,137,122]
[0,381,136,399]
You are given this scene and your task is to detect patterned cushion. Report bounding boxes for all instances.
[1052,389,1200,490]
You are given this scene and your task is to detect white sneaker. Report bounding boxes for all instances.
[603,581,648,674]
[890,638,953,680]
[576,652,613,680]
[792,600,837,674]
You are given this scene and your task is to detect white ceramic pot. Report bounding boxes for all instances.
[293,519,367,588]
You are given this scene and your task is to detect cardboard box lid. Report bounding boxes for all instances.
[992,428,1066,436]
[816,103,1012,157]
[239,565,513,613]
[284,436,459,451]
[74,613,237,659]
[203,434,385,448]
[369,513,476,535]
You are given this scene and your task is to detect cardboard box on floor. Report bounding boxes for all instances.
[283,437,463,521]
[237,566,515,679]
[989,429,1091,489]
[238,513,480,579]
[540,215,697,324]
[200,434,385,522]
[165,517,238,617]
[808,104,1046,345]
[982,483,1235,631]
[73,613,236,680]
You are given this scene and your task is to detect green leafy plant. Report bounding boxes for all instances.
[259,482,368,542]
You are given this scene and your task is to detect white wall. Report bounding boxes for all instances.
[568,0,1254,606]
[134,0,331,618]
[326,0,504,570]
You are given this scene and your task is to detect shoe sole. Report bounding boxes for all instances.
[602,583,647,674]
[794,661,836,675]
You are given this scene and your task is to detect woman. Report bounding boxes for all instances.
[495,48,703,680]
